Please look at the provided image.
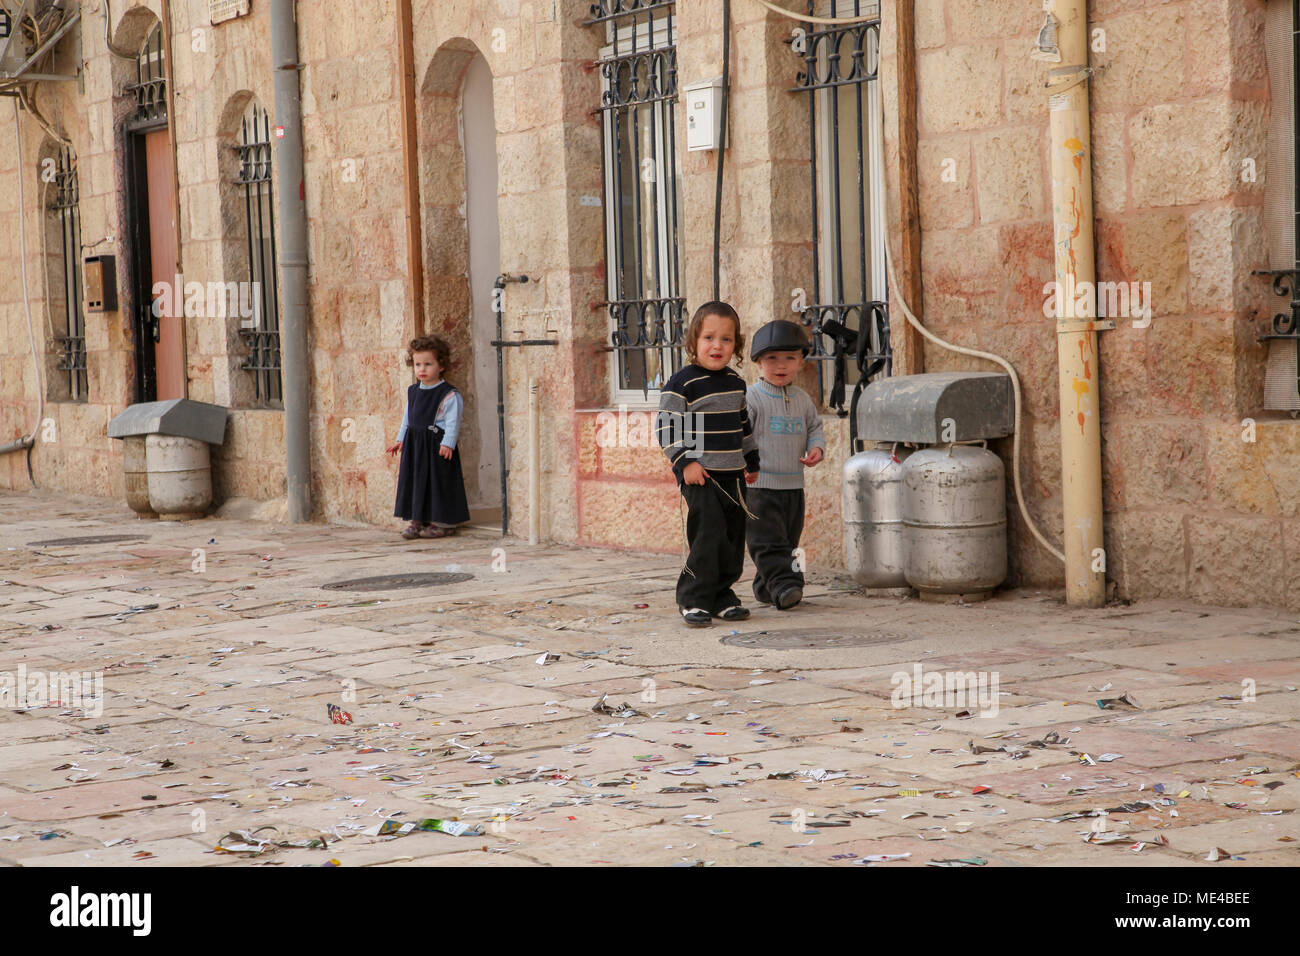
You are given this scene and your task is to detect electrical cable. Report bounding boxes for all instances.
[884,253,1065,564]
[711,0,730,301]
[745,0,880,26]
[102,0,142,59]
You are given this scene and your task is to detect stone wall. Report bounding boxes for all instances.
[3,0,1299,609]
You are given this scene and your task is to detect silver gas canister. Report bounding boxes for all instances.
[843,443,912,588]
[901,442,1007,596]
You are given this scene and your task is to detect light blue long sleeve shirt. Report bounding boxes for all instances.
[396,381,463,448]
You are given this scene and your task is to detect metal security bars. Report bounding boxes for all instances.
[235,100,282,407]
[590,0,685,398]
[792,0,890,415]
[50,144,86,401]
[127,24,165,126]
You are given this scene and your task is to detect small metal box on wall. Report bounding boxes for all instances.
[84,255,118,312]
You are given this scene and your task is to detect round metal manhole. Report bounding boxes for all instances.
[721,629,904,650]
[27,534,147,548]
[321,572,475,592]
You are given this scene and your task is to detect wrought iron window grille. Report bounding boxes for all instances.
[589,0,686,399]
[234,101,282,408]
[49,144,87,401]
[126,25,166,127]
[791,1,891,416]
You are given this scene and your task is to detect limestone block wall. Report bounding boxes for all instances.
[3,0,1298,611]
[881,0,1297,608]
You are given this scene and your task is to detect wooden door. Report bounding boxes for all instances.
[145,129,184,400]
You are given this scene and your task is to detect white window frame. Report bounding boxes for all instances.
[810,0,888,402]
[600,16,683,407]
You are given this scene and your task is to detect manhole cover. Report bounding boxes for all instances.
[27,535,147,548]
[721,629,903,650]
[321,572,474,592]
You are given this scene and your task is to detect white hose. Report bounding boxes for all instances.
[746,0,880,26]
[885,255,1065,564]
[6,99,45,457]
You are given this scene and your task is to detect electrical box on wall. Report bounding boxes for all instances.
[684,78,725,152]
[84,255,118,312]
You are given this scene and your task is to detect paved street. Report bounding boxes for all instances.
[1,489,1297,868]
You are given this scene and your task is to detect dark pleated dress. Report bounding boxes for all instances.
[393,380,471,526]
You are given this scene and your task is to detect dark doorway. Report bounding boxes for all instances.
[123,24,183,403]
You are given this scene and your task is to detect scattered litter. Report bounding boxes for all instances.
[215,827,327,855]
[327,704,353,725]
[1097,693,1140,710]
[928,857,987,867]
[591,693,642,718]
[856,853,910,863]
[535,653,560,666]
[1205,846,1244,862]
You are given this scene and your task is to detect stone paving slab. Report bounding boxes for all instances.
[3,489,1300,867]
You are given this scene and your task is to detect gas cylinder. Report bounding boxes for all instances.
[843,443,912,588]
[901,442,1007,595]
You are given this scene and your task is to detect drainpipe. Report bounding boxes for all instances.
[395,0,424,335]
[1046,0,1105,606]
[270,0,311,522]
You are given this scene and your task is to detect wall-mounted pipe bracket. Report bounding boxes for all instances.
[1055,319,1115,335]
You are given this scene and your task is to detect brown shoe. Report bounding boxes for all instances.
[419,525,456,539]
[401,522,424,539]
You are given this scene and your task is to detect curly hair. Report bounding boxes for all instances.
[405,335,451,370]
[684,301,745,368]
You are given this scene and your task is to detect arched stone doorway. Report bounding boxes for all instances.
[111,10,181,403]
[418,40,502,524]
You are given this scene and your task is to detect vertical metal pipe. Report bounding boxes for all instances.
[1049,0,1104,606]
[528,378,540,545]
[396,0,424,336]
[712,0,730,301]
[270,0,311,522]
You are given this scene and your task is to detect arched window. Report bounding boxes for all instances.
[235,99,281,407]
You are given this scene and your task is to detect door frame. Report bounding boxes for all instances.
[124,115,177,405]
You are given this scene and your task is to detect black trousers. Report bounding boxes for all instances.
[745,487,805,602]
[677,473,748,614]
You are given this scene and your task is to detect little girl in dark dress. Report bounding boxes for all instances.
[386,335,471,539]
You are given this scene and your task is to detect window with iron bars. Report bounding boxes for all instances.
[234,100,282,408]
[590,0,686,401]
[48,144,87,402]
[792,0,890,415]
[128,24,166,126]
[1255,0,1300,413]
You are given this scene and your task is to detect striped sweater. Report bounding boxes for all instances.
[657,364,760,482]
[747,379,825,490]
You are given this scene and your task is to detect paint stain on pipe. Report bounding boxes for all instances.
[1072,377,1091,434]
